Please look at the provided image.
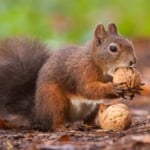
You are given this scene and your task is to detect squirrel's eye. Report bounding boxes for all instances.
[109,45,118,53]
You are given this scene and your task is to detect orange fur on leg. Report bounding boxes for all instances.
[35,83,70,130]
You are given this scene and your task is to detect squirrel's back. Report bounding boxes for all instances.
[0,37,49,118]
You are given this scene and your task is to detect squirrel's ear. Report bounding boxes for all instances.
[108,23,118,35]
[94,24,108,46]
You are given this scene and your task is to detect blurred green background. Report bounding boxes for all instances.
[0,0,150,47]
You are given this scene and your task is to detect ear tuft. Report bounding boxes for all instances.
[94,24,107,46]
[108,23,118,35]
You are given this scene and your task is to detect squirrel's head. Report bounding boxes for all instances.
[92,23,136,76]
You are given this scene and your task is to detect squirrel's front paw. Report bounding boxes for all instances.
[112,82,131,99]
[121,83,144,100]
[112,82,143,100]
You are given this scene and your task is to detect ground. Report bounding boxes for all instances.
[0,38,150,150]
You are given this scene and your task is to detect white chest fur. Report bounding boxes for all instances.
[69,98,101,122]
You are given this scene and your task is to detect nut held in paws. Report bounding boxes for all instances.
[113,67,141,89]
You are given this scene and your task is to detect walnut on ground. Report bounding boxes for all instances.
[99,103,132,131]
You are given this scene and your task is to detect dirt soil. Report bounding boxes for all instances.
[0,38,150,150]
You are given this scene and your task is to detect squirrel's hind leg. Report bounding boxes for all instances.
[34,83,70,131]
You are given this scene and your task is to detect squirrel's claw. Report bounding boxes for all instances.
[113,82,145,100]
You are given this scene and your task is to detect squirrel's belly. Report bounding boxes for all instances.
[69,97,101,122]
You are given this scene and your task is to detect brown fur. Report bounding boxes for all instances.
[0,24,136,131]
[0,37,49,126]
[34,23,136,130]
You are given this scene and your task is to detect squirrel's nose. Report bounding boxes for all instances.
[129,57,136,66]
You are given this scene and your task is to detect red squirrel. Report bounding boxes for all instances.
[0,23,136,130]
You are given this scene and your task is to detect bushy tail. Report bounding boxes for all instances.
[0,37,50,117]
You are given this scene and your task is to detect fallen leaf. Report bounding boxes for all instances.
[0,119,17,129]
[58,134,71,142]
[5,141,14,150]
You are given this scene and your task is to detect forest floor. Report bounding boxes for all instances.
[0,38,150,150]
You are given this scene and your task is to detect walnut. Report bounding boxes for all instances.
[99,103,132,131]
[113,67,141,88]
[113,67,143,99]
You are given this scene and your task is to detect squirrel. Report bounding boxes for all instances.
[0,23,136,131]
